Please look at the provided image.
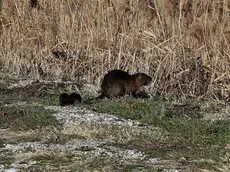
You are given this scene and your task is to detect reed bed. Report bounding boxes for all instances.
[0,0,230,99]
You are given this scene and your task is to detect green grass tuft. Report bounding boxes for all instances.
[84,98,230,164]
[87,98,230,145]
[0,105,59,130]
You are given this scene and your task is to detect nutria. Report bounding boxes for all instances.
[97,69,152,99]
[59,93,82,106]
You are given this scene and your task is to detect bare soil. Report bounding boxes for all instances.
[0,75,230,171]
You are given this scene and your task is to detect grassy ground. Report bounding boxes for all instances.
[0,79,230,171]
[0,105,58,130]
[1,0,230,101]
[84,98,230,169]
[1,1,230,170]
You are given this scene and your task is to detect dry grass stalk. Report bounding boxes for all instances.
[0,0,230,99]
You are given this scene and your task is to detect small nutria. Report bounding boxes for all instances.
[59,93,82,106]
[98,69,152,99]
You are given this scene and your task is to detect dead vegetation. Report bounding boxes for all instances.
[0,0,230,99]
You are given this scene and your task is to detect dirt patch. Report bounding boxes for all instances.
[0,77,85,105]
[0,77,230,171]
[0,104,173,171]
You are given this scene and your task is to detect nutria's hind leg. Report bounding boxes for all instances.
[96,89,112,99]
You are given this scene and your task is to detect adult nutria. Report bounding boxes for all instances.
[59,93,82,106]
[97,69,152,99]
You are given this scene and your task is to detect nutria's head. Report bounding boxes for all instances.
[132,73,152,86]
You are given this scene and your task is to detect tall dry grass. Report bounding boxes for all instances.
[0,0,230,99]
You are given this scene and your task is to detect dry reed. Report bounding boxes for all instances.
[0,0,230,100]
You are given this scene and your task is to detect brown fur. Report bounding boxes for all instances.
[59,93,82,106]
[59,70,152,105]
[30,0,39,8]
[98,69,152,99]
